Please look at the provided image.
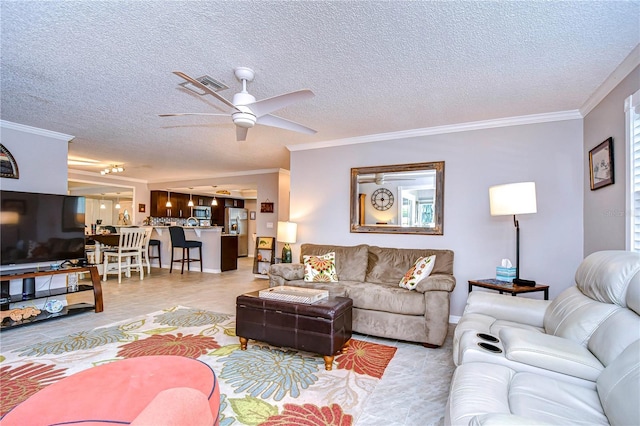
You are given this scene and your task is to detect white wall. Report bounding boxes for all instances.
[290,119,584,317]
[583,66,640,254]
[1,121,72,194]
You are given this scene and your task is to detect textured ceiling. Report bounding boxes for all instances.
[1,1,639,184]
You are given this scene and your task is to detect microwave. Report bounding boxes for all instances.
[193,206,211,218]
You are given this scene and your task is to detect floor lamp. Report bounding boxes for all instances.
[489,182,537,286]
[277,221,297,263]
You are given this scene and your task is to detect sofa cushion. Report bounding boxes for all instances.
[596,340,640,426]
[346,281,426,315]
[543,286,618,344]
[300,244,369,282]
[303,252,338,282]
[365,246,453,284]
[447,363,609,426]
[279,279,349,298]
[399,255,436,290]
[575,250,640,308]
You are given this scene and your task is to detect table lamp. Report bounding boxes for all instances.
[277,221,297,263]
[489,182,537,286]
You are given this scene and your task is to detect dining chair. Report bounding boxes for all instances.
[102,228,146,283]
[169,226,202,274]
[140,226,154,274]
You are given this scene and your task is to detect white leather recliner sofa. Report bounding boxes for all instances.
[446,250,640,425]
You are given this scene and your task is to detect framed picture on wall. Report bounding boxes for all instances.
[138,204,146,213]
[0,144,19,179]
[589,137,614,190]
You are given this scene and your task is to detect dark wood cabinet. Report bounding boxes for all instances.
[151,191,191,218]
[150,191,171,217]
[211,204,224,227]
[151,191,244,220]
[221,235,238,272]
[223,198,244,208]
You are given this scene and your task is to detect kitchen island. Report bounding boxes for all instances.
[151,226,237,273]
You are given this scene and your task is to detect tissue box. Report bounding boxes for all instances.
[496,266,516,282]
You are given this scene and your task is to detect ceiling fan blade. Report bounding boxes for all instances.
[173,71,238,111]
[257,114,317,135]
[158,113,229,117]
[247,89,314,118]
[236,126,249,141]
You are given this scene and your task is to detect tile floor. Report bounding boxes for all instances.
[0,258,455,425]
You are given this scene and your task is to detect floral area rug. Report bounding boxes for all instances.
[0,306,397,425]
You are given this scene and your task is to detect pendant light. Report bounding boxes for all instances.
[100,194,106,209]
[115,193,121,210]
[166,190,172,208]
[188,188,194,207]
[211,196,218,206]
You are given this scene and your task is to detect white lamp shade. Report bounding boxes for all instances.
[489,182,537,216]
[277,221,297,244]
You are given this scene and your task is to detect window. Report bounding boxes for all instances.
[626,89,640,251]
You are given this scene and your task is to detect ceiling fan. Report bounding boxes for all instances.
[159,67,316,141]
[358,173,417,185]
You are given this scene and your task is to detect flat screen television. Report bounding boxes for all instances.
[0,190,86,266]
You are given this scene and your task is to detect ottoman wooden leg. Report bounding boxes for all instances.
[323,355,334,371]
[341,339,351,354]
[239,336,248,350]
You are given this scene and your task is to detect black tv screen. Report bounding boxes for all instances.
[0,190,86,266]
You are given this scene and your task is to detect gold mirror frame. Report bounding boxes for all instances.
[350,161,444,235]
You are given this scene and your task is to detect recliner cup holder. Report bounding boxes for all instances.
[477,342,502,353]
[476,333,499,343]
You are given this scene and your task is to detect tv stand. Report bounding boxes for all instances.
[0,266,103,330]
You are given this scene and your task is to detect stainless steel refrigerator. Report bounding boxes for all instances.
[225,207,248,256]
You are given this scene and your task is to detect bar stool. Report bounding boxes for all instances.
[169,226,202,274]
[148,239,162,269]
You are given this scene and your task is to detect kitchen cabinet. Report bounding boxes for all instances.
[221,235,238,271]
[151,191,244,220]
[151,191,190,218]
[150,191,171,217]
[224,198,244,208]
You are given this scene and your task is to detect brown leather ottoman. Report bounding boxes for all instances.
[236,290,353,370]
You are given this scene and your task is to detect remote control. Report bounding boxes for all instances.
[513,278,537,287]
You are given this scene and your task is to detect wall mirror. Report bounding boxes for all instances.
[350,161,444,235]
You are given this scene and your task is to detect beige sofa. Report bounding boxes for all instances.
[268,243,456,347]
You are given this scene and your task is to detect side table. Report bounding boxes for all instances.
[468,279,549,300]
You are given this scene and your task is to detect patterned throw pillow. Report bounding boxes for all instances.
[399,255,436,290]
[303,252,339,282]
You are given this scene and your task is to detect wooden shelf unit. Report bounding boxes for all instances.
[253,237,276,279]
[0,266,103,330]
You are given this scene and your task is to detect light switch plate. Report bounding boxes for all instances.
[266,222,273,229]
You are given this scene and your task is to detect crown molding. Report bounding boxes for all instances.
[288,110,582,152]
[146,168,287,185]
[0,120,74,142]
[580,44,640,117]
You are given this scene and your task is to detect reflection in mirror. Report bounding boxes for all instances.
[350,162,444,235]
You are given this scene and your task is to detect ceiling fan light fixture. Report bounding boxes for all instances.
[232,111,256,128]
